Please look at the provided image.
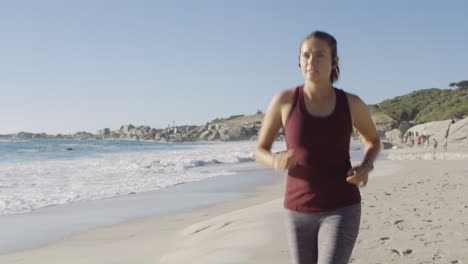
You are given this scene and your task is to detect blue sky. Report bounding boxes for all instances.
[1,0,467,134]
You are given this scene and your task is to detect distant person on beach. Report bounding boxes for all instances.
[433,138,438,150]
[443,121,453,151]
[255,31,380,264]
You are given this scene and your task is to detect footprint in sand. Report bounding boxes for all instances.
[393,220,412,231]
[379,237,390,245]
[215,221,233,231]
[190,224,212,234]
[390,249,413,257]
[430,225,443,230]
[432,249,447,260]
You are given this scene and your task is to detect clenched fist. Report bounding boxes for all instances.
[272,149,297,172]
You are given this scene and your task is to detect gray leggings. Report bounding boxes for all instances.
[283,203,361,264]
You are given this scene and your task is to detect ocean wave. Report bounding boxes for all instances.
[0,141,282,216]
[17,149,40,152]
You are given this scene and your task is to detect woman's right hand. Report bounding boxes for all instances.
[272,149,297,172]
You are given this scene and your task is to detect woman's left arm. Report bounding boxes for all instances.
[346,93,381,187]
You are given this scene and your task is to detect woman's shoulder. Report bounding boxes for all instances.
[341,90,371,122]
[341,90,365,108]
[273,86,299,105]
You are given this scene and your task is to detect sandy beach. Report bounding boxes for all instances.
[1,153,467,263]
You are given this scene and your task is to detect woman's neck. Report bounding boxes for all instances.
[303,80,334,99]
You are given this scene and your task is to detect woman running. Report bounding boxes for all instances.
[255,31,381,264]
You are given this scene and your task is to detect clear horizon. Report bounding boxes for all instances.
[1,1,467,134]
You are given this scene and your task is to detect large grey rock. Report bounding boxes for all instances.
[97,128,111,138]
[372,113,398,133]
[385,129,402,144]
[207,131,220,141]
[429,117,468,143]
[219,125,248,141]
[32,133,48,139]
[399,121,412,136]
[199,130,211,141]
[73,131,96,140]
[137,126,151,133]
[16,132,33,139]
[110,131,121,139]
[128,128,146,138]
[120,124,135,134]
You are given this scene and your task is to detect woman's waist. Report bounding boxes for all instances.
[287,163,351,183]
[290,156,351,169]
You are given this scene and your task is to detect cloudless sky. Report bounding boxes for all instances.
[1,0,467,134]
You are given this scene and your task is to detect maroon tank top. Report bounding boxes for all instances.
[284,85,361,212]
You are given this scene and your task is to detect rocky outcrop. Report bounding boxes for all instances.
[11,111,453,144]
[407,117,468,144]
[97,128,111,139]
[371,113,398,135]
[11,131,97,140]
[385,129,402,144]
[73,131,96,140]
[399,121,411,136]
[90,115,277,142]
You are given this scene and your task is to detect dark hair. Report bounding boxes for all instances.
[300,31,340,83]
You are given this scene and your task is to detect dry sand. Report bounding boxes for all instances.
[1,158,467,263]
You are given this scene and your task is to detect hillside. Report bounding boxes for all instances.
[369,87,468,124]
[225,84,468,127]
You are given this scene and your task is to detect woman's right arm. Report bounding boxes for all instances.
[255,92,295,170]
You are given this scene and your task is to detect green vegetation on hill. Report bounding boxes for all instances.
[369,83,468,124]
[210,81,468,128]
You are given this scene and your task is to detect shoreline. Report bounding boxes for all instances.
[0,175,285,263]
[0,166,287,263]
[1,159,467,263]
[0,163,282,254]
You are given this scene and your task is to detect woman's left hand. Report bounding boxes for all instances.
[346,165,370,187]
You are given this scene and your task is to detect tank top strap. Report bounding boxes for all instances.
[291,85,301,110]
[334,87,343,111]
[334,88,350,117]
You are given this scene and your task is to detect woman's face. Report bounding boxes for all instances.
[299,37,337,83]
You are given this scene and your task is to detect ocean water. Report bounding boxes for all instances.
[0,139,366,216]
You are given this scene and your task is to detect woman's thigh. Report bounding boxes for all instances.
[317,203,361,264]
[284,208,322,264]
